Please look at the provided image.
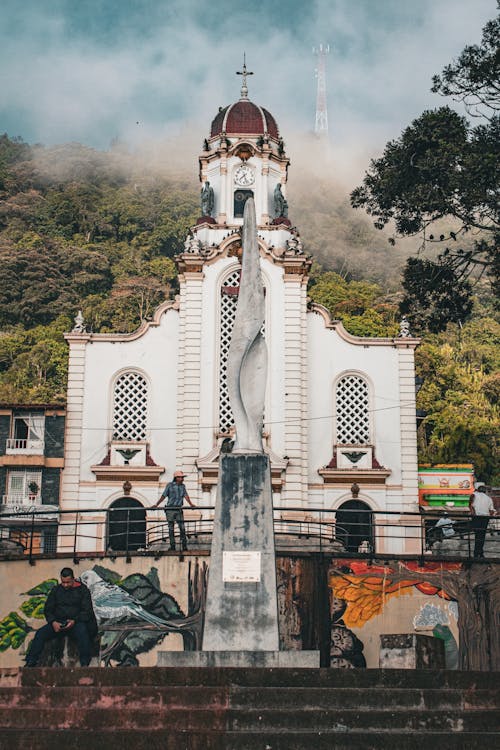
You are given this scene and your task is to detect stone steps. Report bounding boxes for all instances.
[0,685,497,710]
[1,729,498,750]
[0,667,497,749]
[5,666,497,688]
[0,706,497,732]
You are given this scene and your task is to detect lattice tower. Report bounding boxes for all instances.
[313,44,330,136]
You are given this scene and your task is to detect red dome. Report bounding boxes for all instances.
[210,100,279,139]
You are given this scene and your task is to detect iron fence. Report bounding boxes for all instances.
[0,505,498,565]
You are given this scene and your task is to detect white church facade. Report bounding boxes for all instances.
[61,74,420,555]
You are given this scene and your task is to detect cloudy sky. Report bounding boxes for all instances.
[1,0,495,162]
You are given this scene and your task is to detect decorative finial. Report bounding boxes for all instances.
[399,316,411,338]
[72,310,86,333]
[236,53,253,99]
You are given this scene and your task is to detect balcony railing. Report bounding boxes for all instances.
[2,494,40,509]
[0,505,498,565]
[6,438,44,453]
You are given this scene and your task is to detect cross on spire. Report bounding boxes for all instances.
[236,53,253,99]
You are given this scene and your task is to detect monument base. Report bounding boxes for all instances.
[202,454,279,652]
[157,650,320,668]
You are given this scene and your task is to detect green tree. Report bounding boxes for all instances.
[416,319,500,484]
[400,257,473,333]
[351,10,500,324]
[308,271,399,336]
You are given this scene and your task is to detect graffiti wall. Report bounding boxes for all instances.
[0,554,498,670]
[0,556,208,668]
[329,560,459,668]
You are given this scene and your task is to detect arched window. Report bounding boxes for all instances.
[335,374,370,445]
[112,371,148,441]
[336,500,374,553]
[219,268,241,433]
[107,498,146,551]
[218,266,267,433]
[234,189,254,218]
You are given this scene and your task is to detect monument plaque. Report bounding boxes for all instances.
[223,551,261,582]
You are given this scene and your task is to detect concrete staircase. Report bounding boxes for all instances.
[0,667,498,749]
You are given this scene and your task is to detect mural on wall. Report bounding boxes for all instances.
[329,559,459,668]
[414,602,459,669]
[330,593,366,668]
[0,561,208,667]
[330,560,458,629]
[0,577,59,655]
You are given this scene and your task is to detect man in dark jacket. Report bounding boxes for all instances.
[25,567,97,667]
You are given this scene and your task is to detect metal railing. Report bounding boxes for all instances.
[0,505,498,565]
[5,438,44,452]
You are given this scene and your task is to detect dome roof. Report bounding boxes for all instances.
[210,100,279,139]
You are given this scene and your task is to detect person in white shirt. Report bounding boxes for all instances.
[469,484,495,558]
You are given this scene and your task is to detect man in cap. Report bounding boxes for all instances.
[153,470,196,551]
[469,483,495,558]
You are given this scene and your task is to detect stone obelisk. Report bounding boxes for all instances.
[202,198,279,653]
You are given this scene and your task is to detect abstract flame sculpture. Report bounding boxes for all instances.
[226,197,267,453]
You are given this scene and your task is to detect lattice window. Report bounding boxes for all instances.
[335,375,370,444]
[218,268,267,433]
[112,372,148,441]
[219,268,241,432]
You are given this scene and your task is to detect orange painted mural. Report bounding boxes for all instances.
[329,560,460,629]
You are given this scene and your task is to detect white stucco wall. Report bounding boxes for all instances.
[62,308,179,511]
[306,308,418,524]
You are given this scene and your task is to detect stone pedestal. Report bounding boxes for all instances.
[202,453,279,652]
[157,650,320,667]
[379,634,445,669]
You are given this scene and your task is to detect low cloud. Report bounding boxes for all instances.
[1,0,494,160]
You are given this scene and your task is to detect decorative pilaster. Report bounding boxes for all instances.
[282,267,310,506]
[60,336,90,508]
[396,343,420,514]
[175,266,204,500]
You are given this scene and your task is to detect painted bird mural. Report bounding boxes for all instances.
[80,569,172,626]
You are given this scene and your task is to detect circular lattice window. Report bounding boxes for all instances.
[112,371,148,441]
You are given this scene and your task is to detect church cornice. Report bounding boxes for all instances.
[309,303,420,348]
[64,299,179,344]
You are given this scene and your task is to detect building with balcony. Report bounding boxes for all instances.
[0,404,65,554]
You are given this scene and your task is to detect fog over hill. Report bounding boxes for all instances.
[27,130,423,290]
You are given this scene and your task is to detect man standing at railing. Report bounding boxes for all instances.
[152,470,196,551]
[469,483,495,558]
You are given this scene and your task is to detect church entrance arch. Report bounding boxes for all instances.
[107,498,146,551]
[336,500,374,554]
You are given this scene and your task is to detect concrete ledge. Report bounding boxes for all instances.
[157,651,320,668]
[379,634,445,669]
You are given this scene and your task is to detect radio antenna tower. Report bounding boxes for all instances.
[313,44,330,137]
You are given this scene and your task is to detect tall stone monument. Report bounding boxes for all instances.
[158,197,318,666]
[202,197,280,653]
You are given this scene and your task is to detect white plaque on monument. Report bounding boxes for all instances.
[223,551,261,582]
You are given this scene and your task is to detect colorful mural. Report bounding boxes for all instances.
[329,560,460,668]
[0,555,497,670]
[0,560,207,667]
[330,560,458,628]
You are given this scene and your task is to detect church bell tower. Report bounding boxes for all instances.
[197,59,291,230]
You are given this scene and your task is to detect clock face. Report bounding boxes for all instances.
[234,164,255,187]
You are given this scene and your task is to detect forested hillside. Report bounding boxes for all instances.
[0,133,497,482]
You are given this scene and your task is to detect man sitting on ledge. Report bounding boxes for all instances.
[25,567,97,667]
